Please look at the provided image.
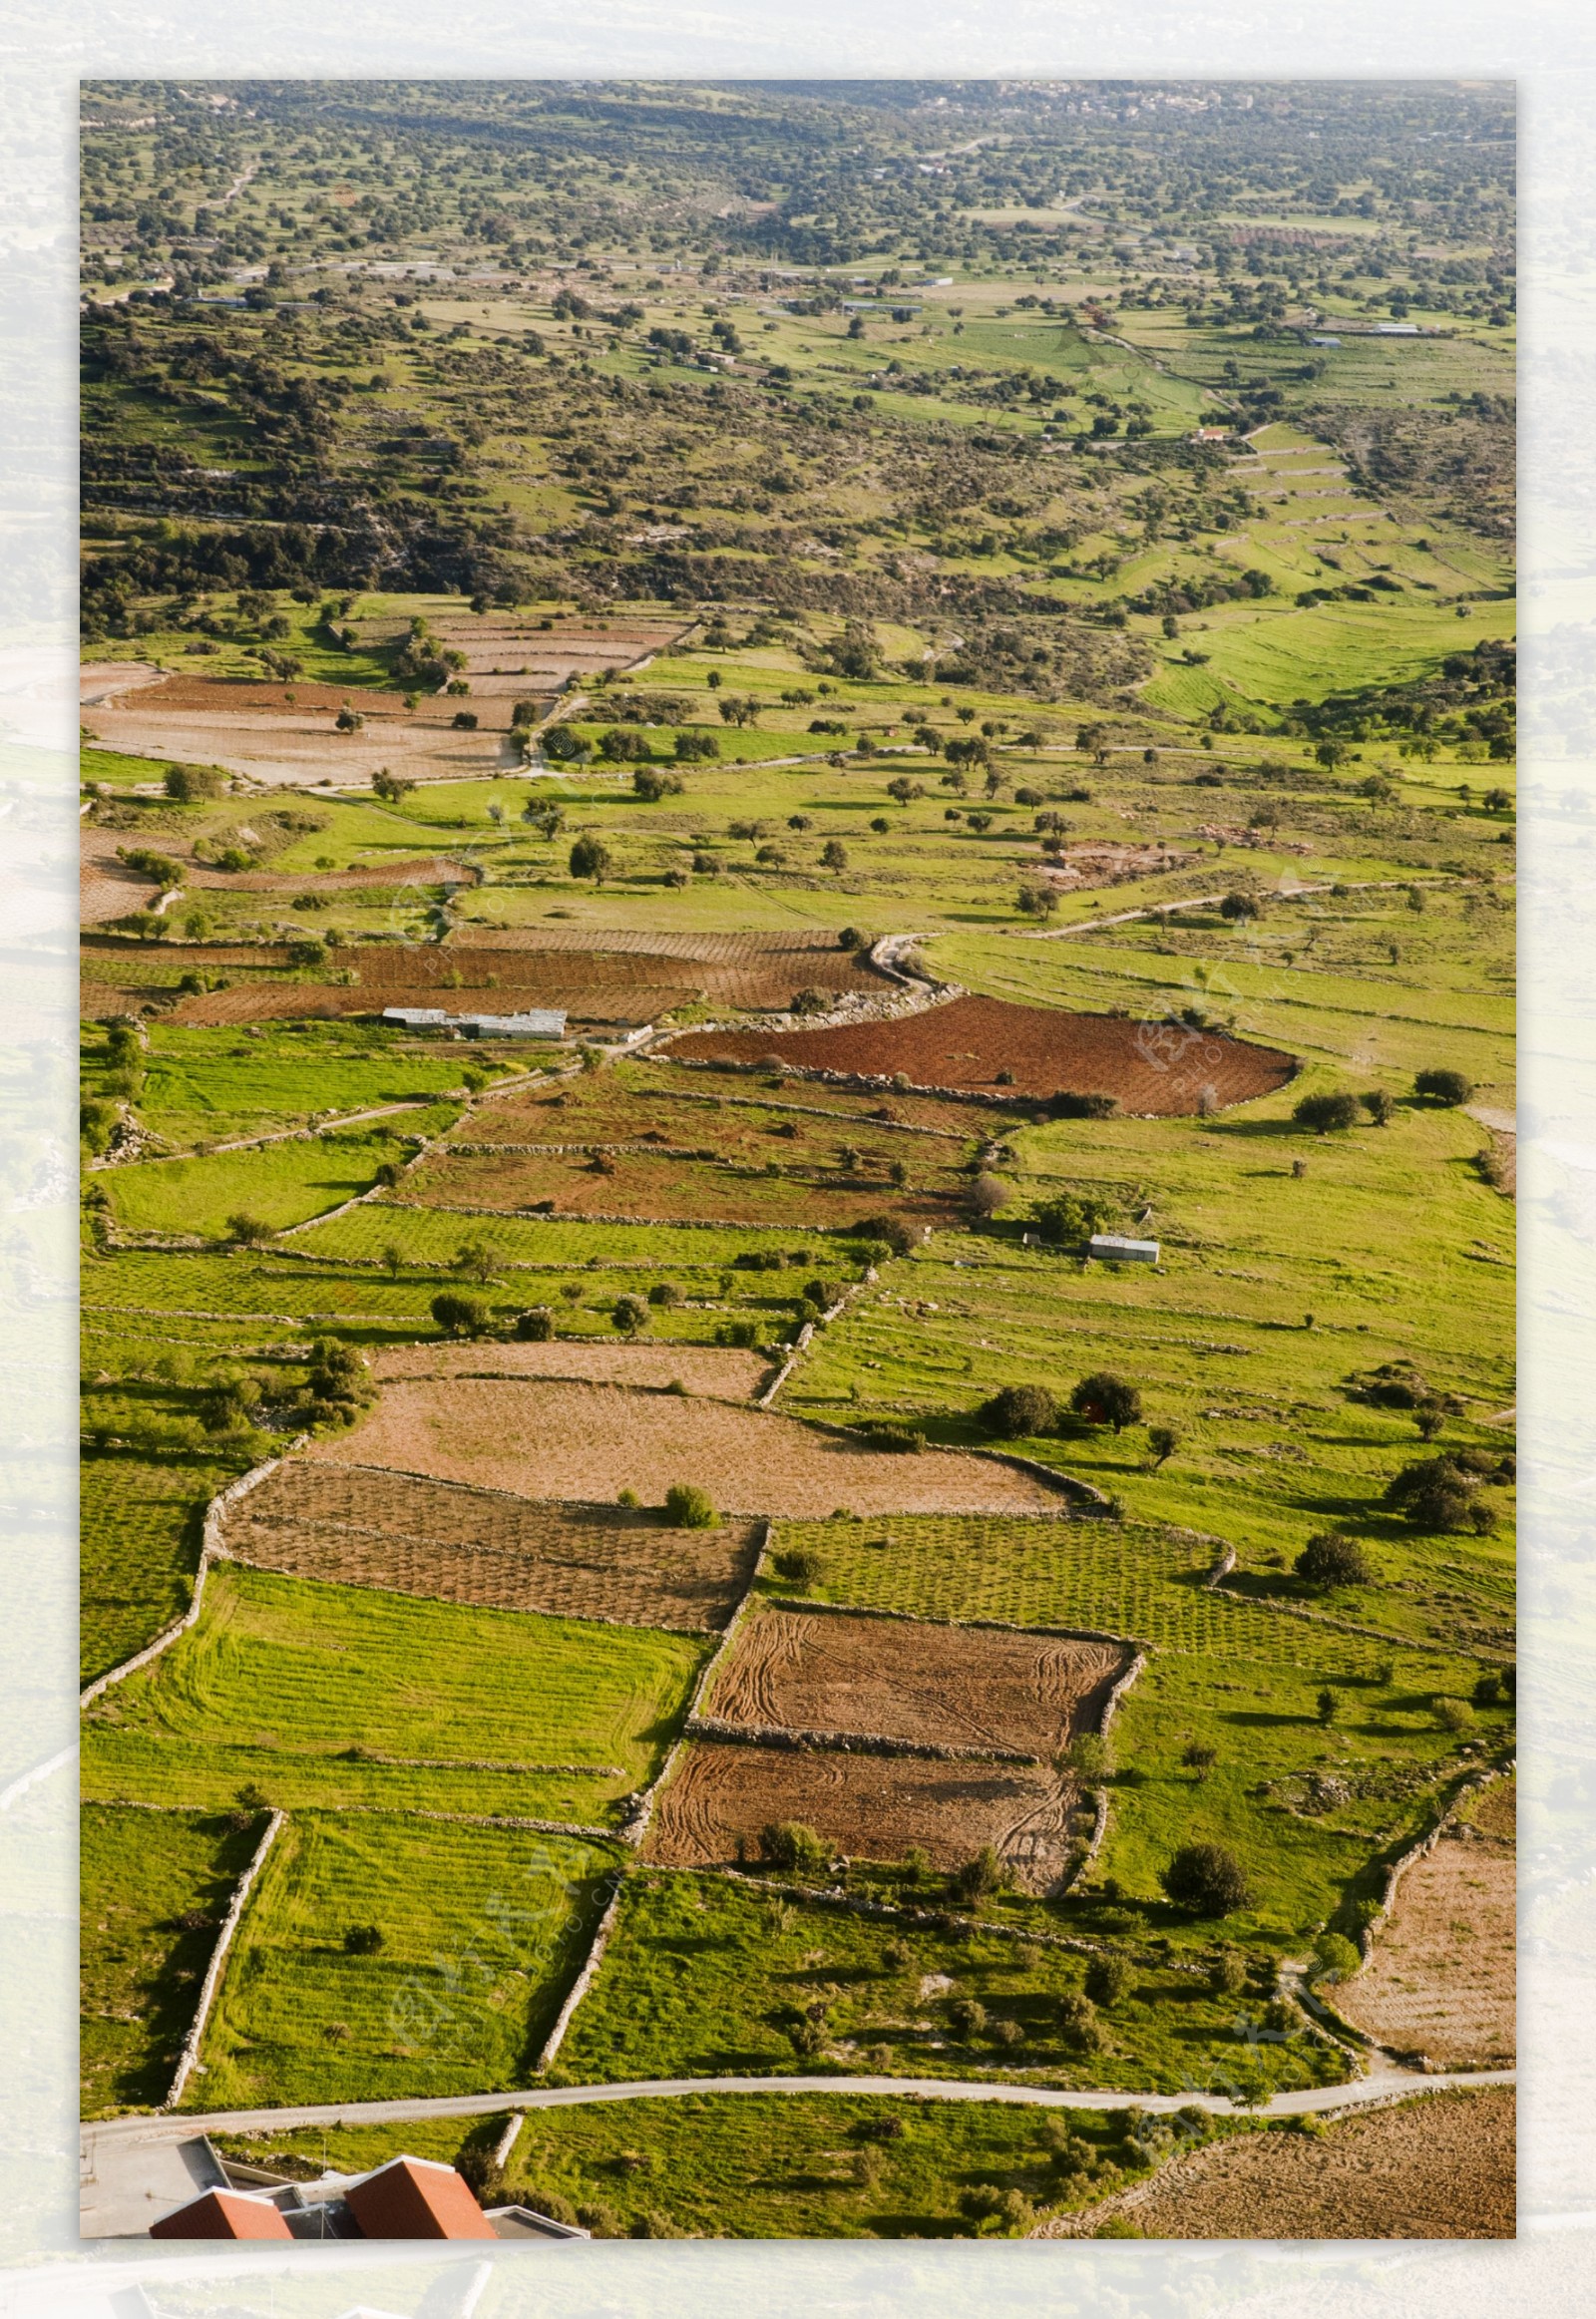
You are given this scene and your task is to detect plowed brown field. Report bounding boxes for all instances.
[706,1606,1129,1755]
[1337,1777,1515,2068]
[1042,2088,1514,2238]
[369,1339,771,1399]
[306,1378,1063,1518]
[645,1740,1074,1888]
[668,994,1297,1113]
[399,1146,962,1228]
[220,1457,761,1632]
[157,932,890,1027]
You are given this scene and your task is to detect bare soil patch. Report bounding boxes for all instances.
[1044,842,1190,891]
[706,1606,1129,1755]
[1043,2089,1514,2238]
[1337,1778,1515,2067]
[644,1741,1074,1889]
[668,994,1296,1113]
[185,854,476,897]
[306,1378,1062,1518]
[220,1457,760,1632]
[400,1146,962,1229]
[369,1339,771,1400]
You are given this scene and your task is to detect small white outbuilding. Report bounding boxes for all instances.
[1088,1234,1160,1267]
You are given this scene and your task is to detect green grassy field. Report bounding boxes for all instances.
[213,2090,1213,2237]
[83,1563,707,1825]
[80,1448,240,1685]
[82,1802,266,2118]
[98,1129,421,1240]
[556,1869,1348,2103]
[83,1020,470,1149]
[191,1814,619,2109]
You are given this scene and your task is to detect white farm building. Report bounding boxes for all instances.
[382,1006,568,1039]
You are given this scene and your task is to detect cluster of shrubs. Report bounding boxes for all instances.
[1294,1067,1472,1133]
[980,1373,1143,1438]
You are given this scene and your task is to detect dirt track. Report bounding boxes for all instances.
[307,1378,1063,1518]
[668,993,1296,1113]
[644,1740,1075,1889]
[221,1457,762,1633]
[1041,2087,1514,2238]
[1337,1777,1515,2068]
[707,1606,1128,1754]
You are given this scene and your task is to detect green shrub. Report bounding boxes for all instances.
[664,1482,718,1529]
[1296,1532,1373,1588]
[1069,1372,1143,1431]
[515,1308,555,1342]
[1294,1090,1362,1132]
[759,1820,828,1872]
[342,1923,384,1955]
[431,1291,491,1338]
[1313,1931,1361,1984]
[980,1381,1058,1438]
[1055,1991,1102,2052]
[1415,1067,1472,1105]
[1084,1954,1131,2007]
[772,1548,821,1588]
[1160,1843,1252,1917]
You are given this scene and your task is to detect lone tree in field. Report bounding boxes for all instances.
[981,1381,1059,1438]
[953,1845,1005,1904]
[431,1292,490,1339]
[820,839,850,873]
[1296,1532,1373,1589]
[1070,1372,1143,1431]
[969,1173,1009,1221]
[1160,1843,1252,1917]
[1147,1425,1179,1468]
[1414,1067,1473,1106]
[1294,1090,1362,1132]
[453,1238,498,1285]
[569,835,612,885]
[225,1213,274,1246]
[1219,890,1261,923]
[611,1293,649,1337]
[664,1481,718,1528]
[165,762,225,804]
[515,1308,555,1342]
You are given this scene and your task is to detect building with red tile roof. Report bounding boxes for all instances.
[150,2186,294,2240]
[342,2155,497,2241]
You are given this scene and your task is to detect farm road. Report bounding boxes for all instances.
[87,2062,1515,2148]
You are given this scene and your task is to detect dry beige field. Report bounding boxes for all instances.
[306,1378,1063,1518]
[221,1457,761,1632]
[1044,2088,1515,2239]
[1337,1777,1516,2068]
[368,1339,772,1399]
[644,1740,1075,1889]
[705,1605,1128,1754]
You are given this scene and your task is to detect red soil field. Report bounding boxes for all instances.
[667,994,1297,1113]
[1042,2088,1514,2239]
[306,1378,1063,1518]
[221,1457,761,1633]
[705,1606,1130,1755]
[643,1741,1075,1890]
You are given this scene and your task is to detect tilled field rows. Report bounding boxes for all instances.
[669,993,1298,1113]
[220,1457,762,1633]
[643,1741,1077,1893]
[705,1605,1130,1758]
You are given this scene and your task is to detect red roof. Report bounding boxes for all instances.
[343,2156,496,2240]
[151,2187,294,2241]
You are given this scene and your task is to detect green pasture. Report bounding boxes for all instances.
[82,1802,266,2118]
[192,1814,619,2109]
[80,1447,240,1686]
[557,1870,1346,2102]
[99,1128,418,1240]
[82,1563,707,1824]
[83,1019,470,1149]
[214,2091,1200,2238]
